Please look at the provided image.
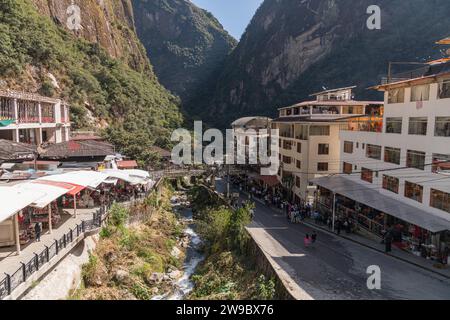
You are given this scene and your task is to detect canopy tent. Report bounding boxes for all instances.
[312,176,450,233]
[101,169,142,185]
[38,171,108,189]
[0,186,45,223]
[123,169,150,179]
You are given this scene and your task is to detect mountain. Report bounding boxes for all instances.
[0,0,183,163]
[195,0,450,128]
[132,0,237,108]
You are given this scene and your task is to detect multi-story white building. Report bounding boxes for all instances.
[272,87,383,204]
[313,60,450,254]
[0,90,70,145]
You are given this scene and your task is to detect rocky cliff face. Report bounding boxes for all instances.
[196,0,450,128]
[31,0,149,72]
[132,0,237,106]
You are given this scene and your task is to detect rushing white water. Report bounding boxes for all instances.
[152,196,204,300]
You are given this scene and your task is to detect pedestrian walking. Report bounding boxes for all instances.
[304,234,311,247]
[385,231,393,253]
[335,220,341,235]
[442,246,449,265]
[35,222,42,242]
[311,231,317,244]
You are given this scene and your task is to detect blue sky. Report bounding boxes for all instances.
[191,0,264,39]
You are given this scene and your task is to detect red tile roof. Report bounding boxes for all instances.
[117,160,138,169]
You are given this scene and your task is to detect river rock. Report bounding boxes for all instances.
[114,269,129,283]
[148,272,164,284]
[105,251,117,263]
[171,246,182,258]
[168,270,182,280]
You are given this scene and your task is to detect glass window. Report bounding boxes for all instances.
[410,84,430,101]
[384,147,401,165]
[283,140,292,150]
[343,162,353,174]
[406,150,426,170]
[388,88,405,104]
[408,117,428,135]
[344,141,354,154]
[435,117,450,137]
[297,143,302,153]
[310,126,330,136]
[282,156,292,164]
[361,168,374,183]
[296,125,309,140]
[286,109,292,116]
[317,163,328,172]
[366,144,382,160]
[430,189,450,213]
[318,144,329,155]
[438,79,450,99]
[296,160,301,169]
[296,176,301,188]
[385,117,402,134]
[405,181,423,203]
[383,175,399,194]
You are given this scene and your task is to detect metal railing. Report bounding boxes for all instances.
[0,204,110,300]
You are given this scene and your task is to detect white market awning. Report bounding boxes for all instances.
[38,171,109,188]
[13,181,76,209]
[0,187,46,223]
[102,169,142,185]
[123,169,150,179]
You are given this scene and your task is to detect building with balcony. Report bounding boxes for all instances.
[0,90,70,145]
[313,56,450,258]
[272,86,383,204]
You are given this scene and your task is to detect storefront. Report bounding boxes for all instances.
[313,177,450,262]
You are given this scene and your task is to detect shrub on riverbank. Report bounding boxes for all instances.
[188,186,275,300]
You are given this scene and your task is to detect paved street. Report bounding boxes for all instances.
[216,179,450,300]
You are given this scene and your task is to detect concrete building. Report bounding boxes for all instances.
[313,59,450,255]
[0,90,70,145]
[272,87,383,204]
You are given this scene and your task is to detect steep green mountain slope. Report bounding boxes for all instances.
[0,0,183,163]
[132,0,237,109]
[195,0,450,128]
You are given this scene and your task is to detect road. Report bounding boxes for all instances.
[216,179,450,300]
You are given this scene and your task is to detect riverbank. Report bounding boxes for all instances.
[187,185,277,300]
[70,184,191,300]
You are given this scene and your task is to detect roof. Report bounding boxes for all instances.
[278,100,383,110]
[0,186,45,223]
[116,160,138,169]
[38,171,108,189]
[150,146,171,158]
[310,86,357,97]
[312,176,450,233]
[231,117,272,128]
[0,139,37,161]
[0,89,61,104]
[41,140,115,159]
[13,181,78,208]
[273,115,359,123]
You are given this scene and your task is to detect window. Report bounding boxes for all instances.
[317,163,328,172]
[430,189,450,213]
[343,162,353,174]
[408,117,427,135]
[344,141,354,154]
[297,143,302,153]
[383,175,399,194]
[286,109,292,116]
[282,156,292,164]
[296,125,309,140]
[386,117,402,134]
[296,176,301,188]
[309,125,330,136]
[283,140,292,150]
[366,144,382,160]
[410,84,430,102]
[405,181,423,203]
[384,147,401,165]
[361,168,374,183]
[406,150,426,170]
[296,160,301,169]
[388,88,405,104]
[438,79,450,99]
[435,117,450,137]
[318,144,329,155]
[432,154,450,173]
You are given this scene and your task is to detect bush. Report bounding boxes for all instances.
[256,275,276,300]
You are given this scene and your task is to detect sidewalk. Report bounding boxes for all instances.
[247,193,450,279]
